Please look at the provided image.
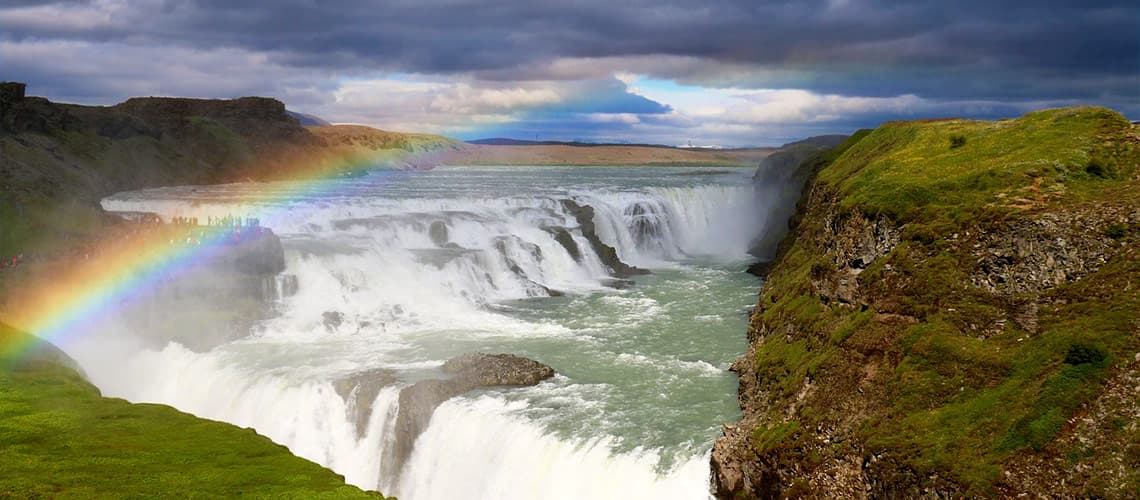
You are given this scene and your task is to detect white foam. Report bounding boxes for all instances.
[398,396,713,500]
[87,172,765,499]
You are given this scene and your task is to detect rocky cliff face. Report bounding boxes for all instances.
[713,107,1140,498]
[748,135,854,264]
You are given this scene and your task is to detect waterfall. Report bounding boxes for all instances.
[80,167,766,499]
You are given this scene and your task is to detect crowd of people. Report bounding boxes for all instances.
[207,215,260,228]
[167,214,267,247]
[168,215,261,228]
[0,214,270,272]
[0,254,21,271]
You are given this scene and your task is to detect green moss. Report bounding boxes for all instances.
[744,106,1140,494]
[752,421,801,455]
[817,107,1134,225]
[0,322,388,499]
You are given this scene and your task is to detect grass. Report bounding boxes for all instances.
[817,106,1133,224]
[741,106,1140,494]
[0,322,388,499]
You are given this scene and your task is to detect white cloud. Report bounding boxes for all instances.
[0,38,328,106]
[724,89,925,123]
[429,84,561,113]
[323,78,568,133]
[585,113,641,124]
[2,37,1078,147]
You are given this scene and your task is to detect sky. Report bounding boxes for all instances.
[1,0,1137,147]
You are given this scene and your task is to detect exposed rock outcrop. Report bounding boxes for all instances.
[441,352,556,386]
[560,199,649,278]
[388,353,555,481]
[971,208,1135,295]
[334,367,398,438]
[713,109,1140,498]
[813,209,901,305]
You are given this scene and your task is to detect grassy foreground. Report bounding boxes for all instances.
[733,107,1139,496]
[0,323,386,499]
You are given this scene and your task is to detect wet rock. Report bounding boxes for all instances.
[322,311,345,332]
[528,280,565,297]
[547,226,582,262]
[225,228,287,275]
[333,368,397,438]
[600,277,636,289]
[560,199,649,278]
[441,353,556,387]
[389,353,555,480]
[745,261,773,277]
[390,379,464,476]
[428,220,449,247]
[116,228,288,352]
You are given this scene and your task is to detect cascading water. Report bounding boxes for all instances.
[73,166,774,499]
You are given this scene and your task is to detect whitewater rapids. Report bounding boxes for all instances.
[71,166,773,499]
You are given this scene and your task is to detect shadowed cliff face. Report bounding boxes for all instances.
[0,86,460,257]
[118,226,289,352]
[713,108,1140,498]
[747,136,851,264]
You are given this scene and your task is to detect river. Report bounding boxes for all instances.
[80,165,769,499]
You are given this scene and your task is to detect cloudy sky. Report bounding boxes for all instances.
[2,0,1137,146]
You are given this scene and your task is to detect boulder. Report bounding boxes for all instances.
[388,353,555,481]
[441,352,556,387]
[428,220,449,247]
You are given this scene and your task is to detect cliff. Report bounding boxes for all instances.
[749,135,854,263]
[0,322,387,498]
[0,83,461,256]
[0,85,457,497]
[713,107,1140,497]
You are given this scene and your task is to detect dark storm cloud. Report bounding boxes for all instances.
[2,0,1135,104]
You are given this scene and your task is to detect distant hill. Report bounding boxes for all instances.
[287,110,331,126]
[469,137,679,149]
[451,142,774,167]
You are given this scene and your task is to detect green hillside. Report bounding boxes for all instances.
[714,107,1140,497]
[0,323,388,499]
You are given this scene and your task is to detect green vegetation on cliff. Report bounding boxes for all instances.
[820,106,1137,225]
[717,107,1139,497]
[0,323,387,498]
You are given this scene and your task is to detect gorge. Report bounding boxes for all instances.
[2,88,1137,498]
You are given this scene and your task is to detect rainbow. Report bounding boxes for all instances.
[0,144,446,360]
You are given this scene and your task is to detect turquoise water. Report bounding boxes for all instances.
[98,166,765,498]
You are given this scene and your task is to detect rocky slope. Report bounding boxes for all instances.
[713,107,1140,497]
